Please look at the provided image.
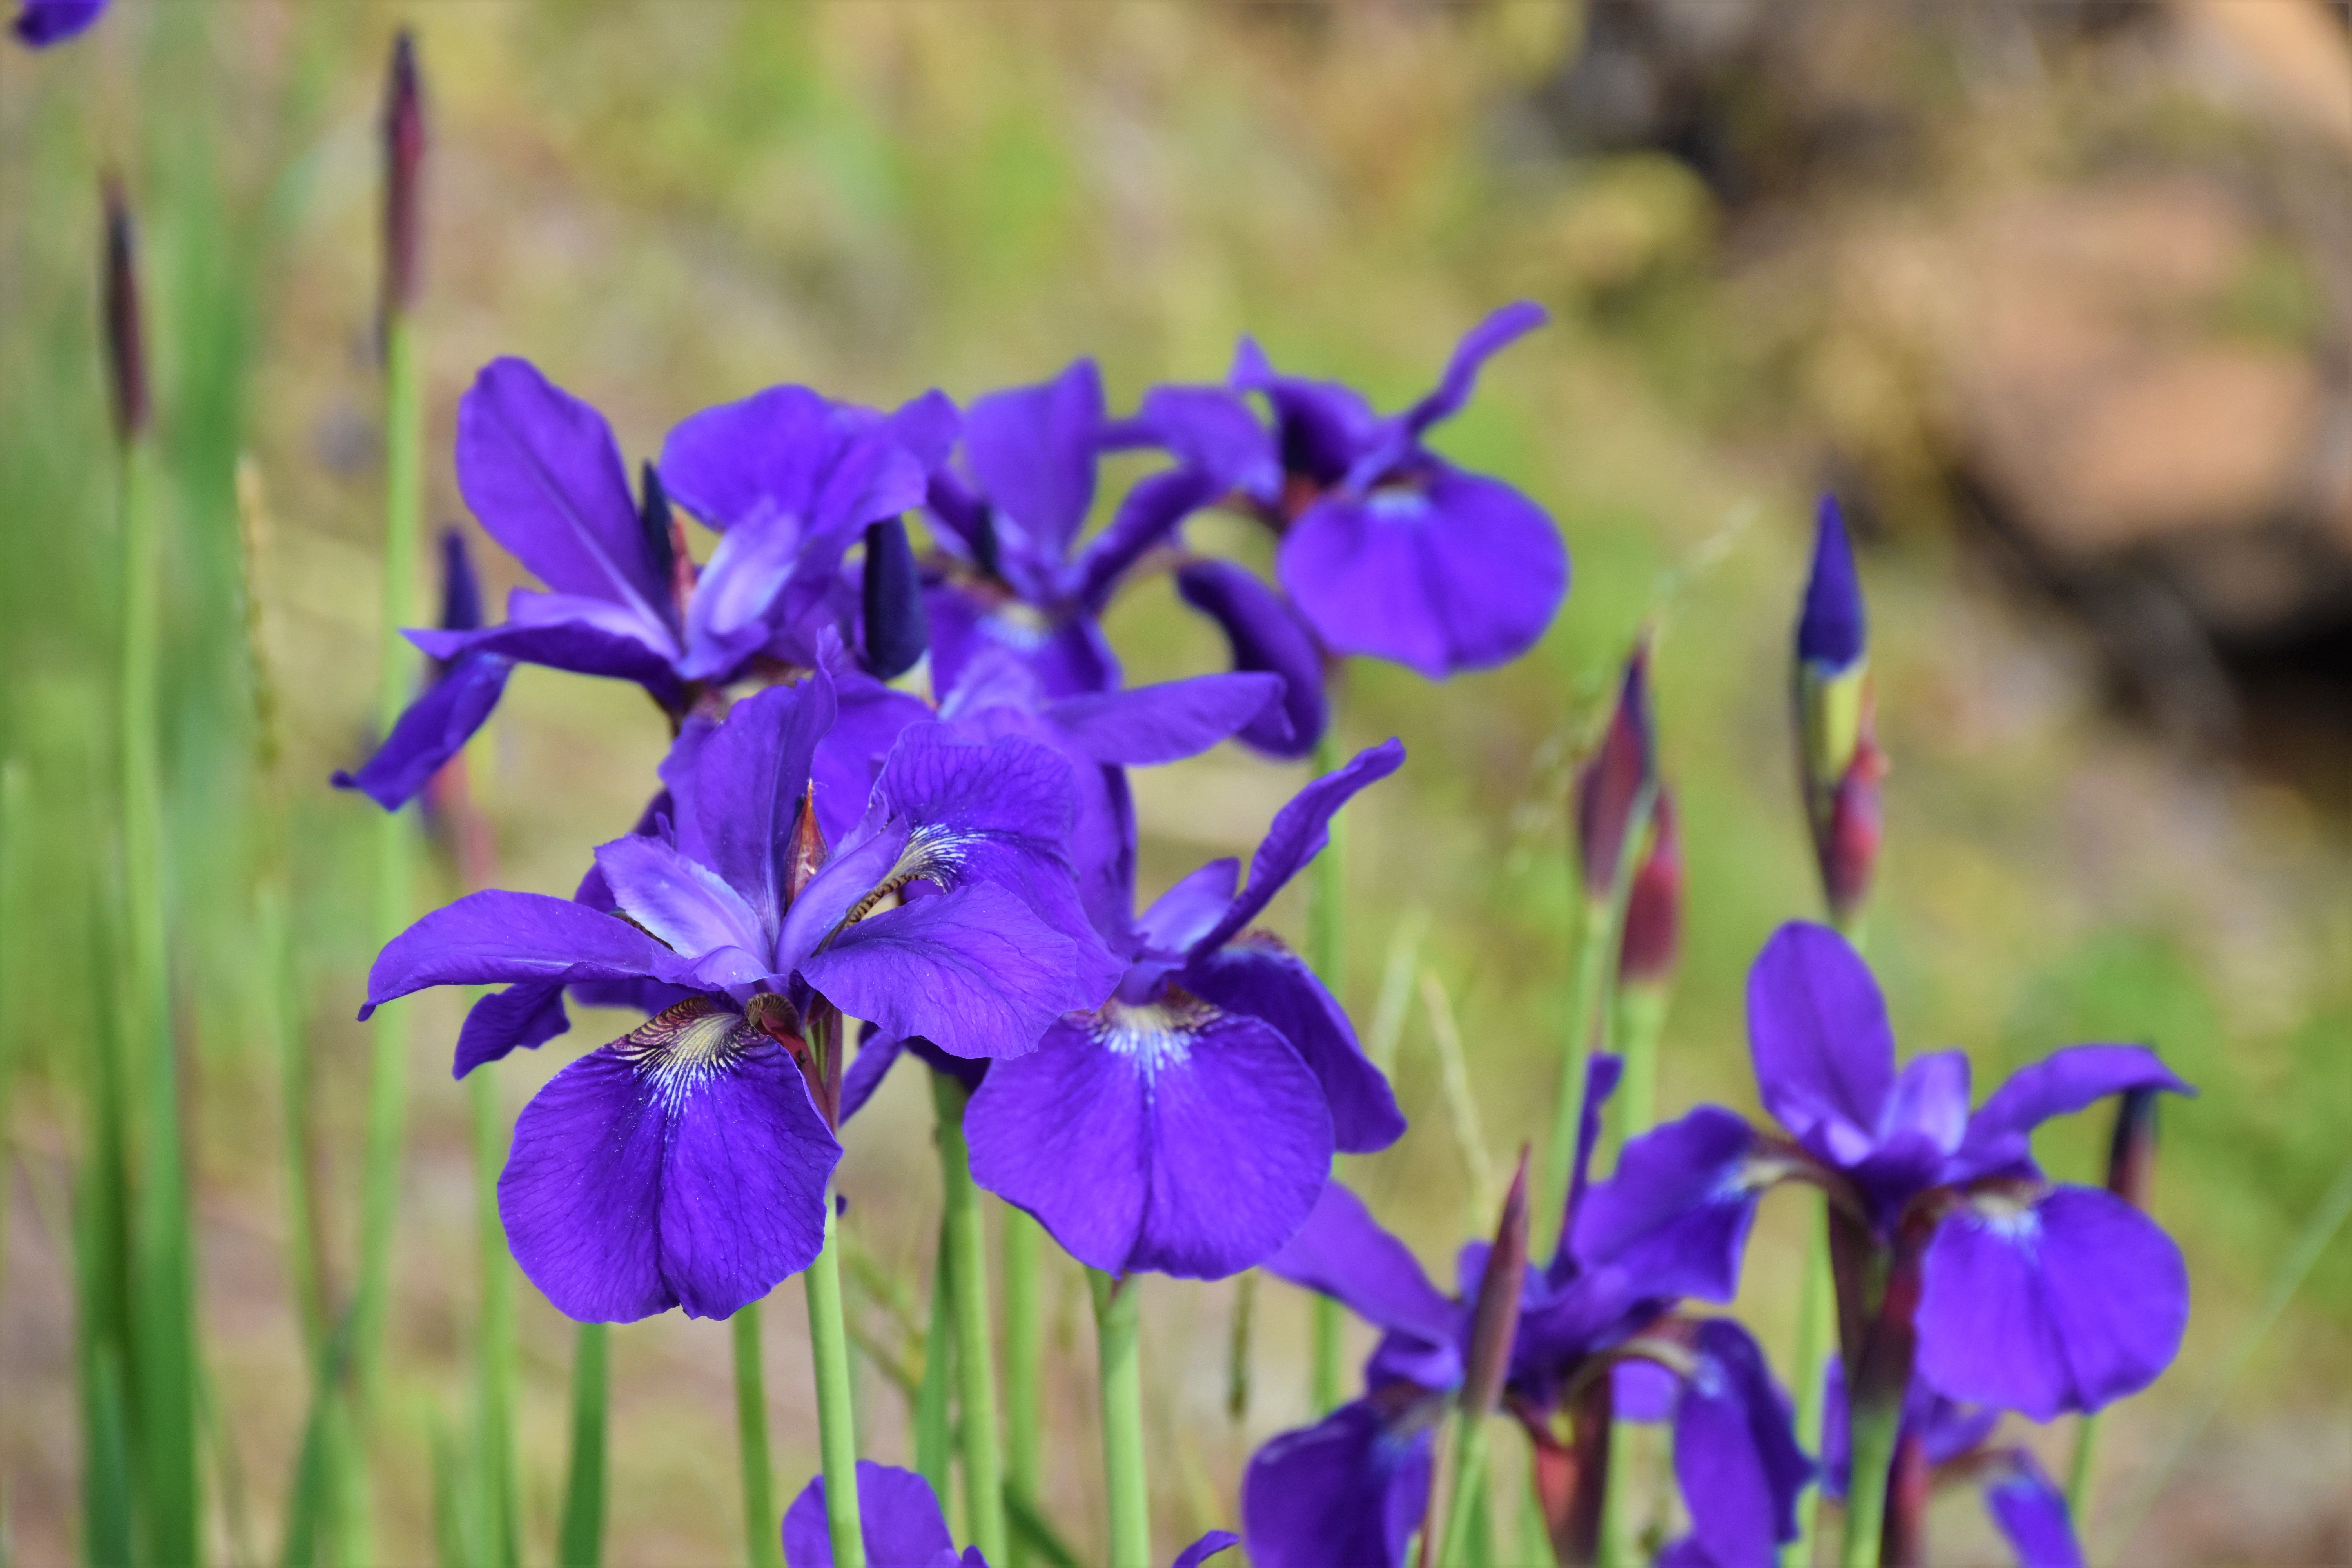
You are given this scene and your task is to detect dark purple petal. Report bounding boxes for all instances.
[13,0,107,46]
[332,651,515,810]
[1174,559,1328,759]
[1229,340,1382,490]
[661,675,837,936]
[1654,1537,1716,1568]
[407,612,683,700]
[659,384,868,533]
[1132,384,1278,498]
[1277,470,1565,679]
[837,1031,905,1124]
[1074,466,1223,610]
[1797,496,1866,670]
[1745,921,1895,1167]
[1261,1180,1457,1353]
[964,361,1104,562]
[453,980,570,1078]
[861,517,930,679]
[1916,1185,2188,1421]
[364,890,688,1018]
[801,882,1114,1061]
[1559,1052,1627,1273]
[967,1009,1332,1279]
[1673,1319,1814,1566]
[1180,940,1404,1154]
[500,1003,839,1323]
[1045,671,1287,766]
[1614,1357,1679,1422]
[1241,1401,1433,1568]
[1169,1530,1240,1568]
[1984,1450,2083,1568]
[1399,300,1547,437]
[887,389,963,474]
[456,359,670,625]
[782,1459,956,1567]
[593,834,770,967]
[1947,1045,2196,1187]
[1191,738,1405,957]
[438,527,486,633]
[1570,1107,1764,1303]
[1135,860,1239,955]
[924,584,1121,701]
[812,661,934,847]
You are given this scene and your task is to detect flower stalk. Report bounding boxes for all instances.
[935,1074,1011,1565]
[806,1198,869,1568]
[1091,1269,1151,1567]
[558,1322,608,1567]
[915,1217,957,1507]
[732,1303,784,1568]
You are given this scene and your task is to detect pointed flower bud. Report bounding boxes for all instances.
[782,781,829,905]
[861,515,929,680]
[381,30,425,324]
[437,527,483,635]
[1574,640,1656,900]
[1794,497,1884,924]
[2104,1083,2163,1213]
[1462,1146,1531,1417]
[101,179,147,441]
[1617,788,1681,987]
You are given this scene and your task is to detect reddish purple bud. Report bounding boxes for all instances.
[1462,1145,1532,1417]
[1817,708,1886,927]
[1617,789,1682,986]
[101,179,147,440]
[782,782,828,904]
[381,30,425,322]
[2104,1084,2162,1212]
[1574,641,1656,899]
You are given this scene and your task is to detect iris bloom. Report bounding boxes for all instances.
[782,1461,1236,1567]
[336,358,946,809]
[11,0,104,45]
[1572,921,2194,1423]
[964,740,1409,1279]
[1243,1058,1811,1568]
[361,670,1120,1321]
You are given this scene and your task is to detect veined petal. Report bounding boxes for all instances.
[1181,940,1404,1153]
[1673,1319,1813,1568]
[926,585,1121,702]
[679,510,804,680]
[593,835,770,968]
[661,675,837,936]
[781,1461,957,1567]
[455,359,668,624]
[1191,738,1404,956]
[1277,469,1565,679]
[498,999,839,1323]
[1240,1399,1434,1568]
[964,360,1105,562]
[364,890,689,1017]
[1915,1185,2188,1421]
[1136,860,1240,955]
[811,663,935,848]
[332,651,514,810]
[657,383,837,534]
[967,1007,1332,1278]
[453,980,570,1078]
[1044,671,1287,767]
[1570,1107,1768,1304]
[1262,1181,1456,1355]
[1947,1044,2196,1185]
[1174,560,1328,759]
[1745,922,1895,1168]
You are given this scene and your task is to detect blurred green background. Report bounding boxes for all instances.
[3,3,2347,1564]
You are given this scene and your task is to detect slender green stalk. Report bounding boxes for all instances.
[1306,730,1348,1413]
[934,1077,1009,1565]
[354,312,423,1435]
[1612,983,1668,1149]
[915,1218,956,1507]
[1839,1396,1902,1568]
[261,880,327,1370]
[2065,1412,2100,1525]
[1089,1270,1150,1568]
[469,1068,520,1568]
[733,1304,784,1568]
[1784,1211,1837,1568]
[558,1322,610,1568]
[74,932,135,1568]
[1001,1205,1045,1568]
[806,1198,868,1568]
[1434,1412,1490,1567]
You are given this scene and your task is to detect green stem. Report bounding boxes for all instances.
[1840,1396,1902,1568]
[733,1303,783,1568]
[1089,1270,1150,1568]
[1001,1204,1045,1568]
[1434,1412,1490,1567]
[2066,1412,2099,1527]
[1538,895,1615,1252]
[915,1216,956,1508]
[1612,982,1668,1147]
[558,1321,609,1568]
[468,1067,520,1568]
[355,311,423,1432]
[1784,1207,1836,1568]
[934,1077,1009,1565]
[1307,726,1348,1415]
[806,1197,867,1568]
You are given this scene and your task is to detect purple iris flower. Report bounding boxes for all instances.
[963,739,1410,1279]
[1817,1361,2082,1568]
[335,358,945,809]
[1244,1057,1811,1568]
[11,0,104,45]
[922,360,1243,706]
[1573,921,2195,1422]
[359,669,1120,1321]
[782,1461,1237,1567]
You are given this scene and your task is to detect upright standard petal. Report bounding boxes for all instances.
[781,1460,957,1567]
[657,383,848,532]
[1261,1181,1458,1354]
[1192,737,1405,955]
[1174,559,1328,759]
[363,889,689,1017]
[1241,1400,1434,1568]
[1672,1319,1814,1568]
[661,675,837,936]
[1915,1185,2188,1421]
[964,361,1105,562]
[1745,921,1895,1168]
[1570,1107,1765,1304]
[455,359,670,628]
[1278,470,1566,679]
[499,1000,840,1323]
[593,834,770,969]
[332,650,514,810]
[967,1008,1332,1279]
[1180,940,1405,1153]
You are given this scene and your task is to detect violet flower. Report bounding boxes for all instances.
[335,358,944,809]
[11,0,104,46]
[360,670,1119,1321]
[963,739,1410,1279]
[782,1461,1237,1567]
[1244,1057,1811,1568]
[1573,921,2195,1426]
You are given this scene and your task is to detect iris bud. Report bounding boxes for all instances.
[101,179,147,441]
[1574,641,1657,901]
[1617,789,1681,989]
[861,515,930,680]
[2104,1083,2163,1213]
[1795,497,1884,925]
[1462,1146,1532,1417]
[381,30,424,326]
